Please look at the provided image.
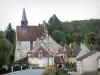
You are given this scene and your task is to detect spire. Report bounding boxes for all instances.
[22,8,27,22]
[21,8,28,29]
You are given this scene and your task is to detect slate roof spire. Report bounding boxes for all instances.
[21,8,28,29]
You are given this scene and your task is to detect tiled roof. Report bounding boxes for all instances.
[72,45,81,57]
[54,56,65,64]
[57,45,81,57]
[29,46,53,57]
[16,25,44,41]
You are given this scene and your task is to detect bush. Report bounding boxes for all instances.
[56,69,68,75]
[42,65,56,75]
[67,62,76,71]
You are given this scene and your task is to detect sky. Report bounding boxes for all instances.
[0,0,100,30]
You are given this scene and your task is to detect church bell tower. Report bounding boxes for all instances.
[21,8,28,29]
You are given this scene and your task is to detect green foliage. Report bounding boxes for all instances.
[0,34,12,67]
[5,23,15,45]
[82,35,89,46]
[0,31,4,39]
[48,14,62,35]
[5,23,16,64]
[56,69,68,75]
[42,65,56,75]
[47,15,100,50]
[51,30,66,44]
[67,62,76,71]
[0,23,15,67]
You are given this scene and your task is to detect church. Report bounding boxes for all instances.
[14,8,62,68]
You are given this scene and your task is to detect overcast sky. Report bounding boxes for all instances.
[0,0,100,30]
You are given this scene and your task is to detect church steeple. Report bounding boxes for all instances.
[21,8,28,29]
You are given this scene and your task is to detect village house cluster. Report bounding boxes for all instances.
[14,8,100,74]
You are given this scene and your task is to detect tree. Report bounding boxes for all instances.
[82,35,89,46]
[47,15,100,50]
[0,31,12,67]
[5,23,16,64]
[51,30,66,44]
[0,31,4,39]
[48,14,62,34]
[72,33,83,45]
[60,37,67,46]
[87,32,97,44]
[5,23,15,44]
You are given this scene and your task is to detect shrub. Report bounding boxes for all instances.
[67,62,76,71]
[42,65,56,75]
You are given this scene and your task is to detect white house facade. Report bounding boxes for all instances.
[27,46,54,68]
[98,56,100,69]
[76,51,100,74]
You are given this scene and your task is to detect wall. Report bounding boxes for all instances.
[76,61,83,74]
[15,41,36,61]
[28,57,54,67]
[82,52,100,73]
[98,59,100,69]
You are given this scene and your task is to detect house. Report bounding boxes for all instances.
[67,43,90,63]
[54,56,65,68]
[76,51,100,74]
[55,45,68,67]
[27,33,62,68]
[66,44,81,63]
[55,44,81,67]
[55,43,91,69]
[27,46,54,68]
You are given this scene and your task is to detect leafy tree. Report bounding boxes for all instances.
[72,33,83,45]
[0,31,12,67]
[51,30,66,43]
[5,23,16,64]
[60,37,67,46]
[82,35,89,46]
[48,14,62,34]
[47,15,100,49]
[87,32,97,44]
[5,23,15,44]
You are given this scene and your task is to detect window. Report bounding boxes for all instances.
[39,51,43,59]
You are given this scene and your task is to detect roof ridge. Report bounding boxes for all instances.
[77,50,97,61]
